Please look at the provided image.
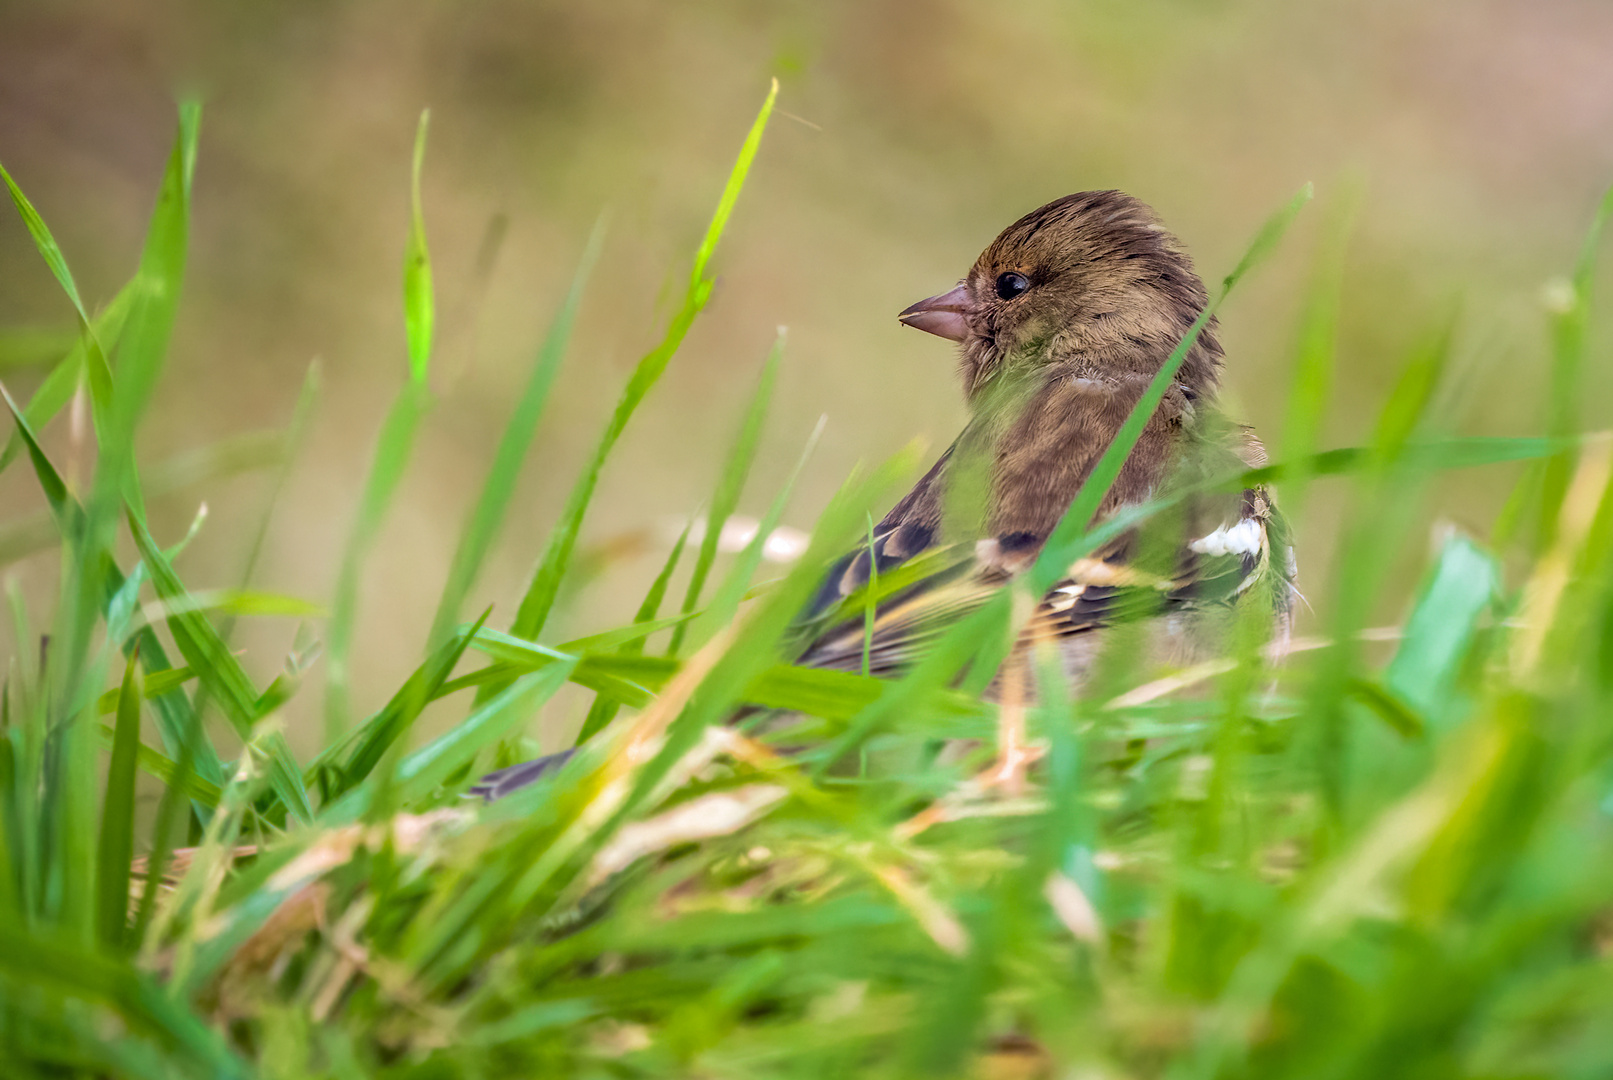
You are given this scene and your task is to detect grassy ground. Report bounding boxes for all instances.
[4,87,1613,1079]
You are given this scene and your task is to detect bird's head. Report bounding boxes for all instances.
[899,190,1222,401]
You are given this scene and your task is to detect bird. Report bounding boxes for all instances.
[793,189,1294,683]
[472,190,1294,799]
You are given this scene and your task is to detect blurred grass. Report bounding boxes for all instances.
[5,53,1613,1080]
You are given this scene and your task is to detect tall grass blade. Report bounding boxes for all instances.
[98,101,201,516]
[0,158,115,415]
[628,436,920,814]
[95,648,142,950]
[0,282,135,476]
[503,79,778,648]
[575,516,692,744]
[334,609,492,797]
[326,115,439,737]
[127,512,312,822]
[1385,533,1499,728]
[685,413,822,650]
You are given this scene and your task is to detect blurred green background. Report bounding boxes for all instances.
[3,0,1612,754]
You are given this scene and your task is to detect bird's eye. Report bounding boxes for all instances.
[995,272,1030,300]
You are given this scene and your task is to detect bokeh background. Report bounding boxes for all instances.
[3,0,1613,755]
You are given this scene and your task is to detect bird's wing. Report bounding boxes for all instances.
[794,483,1291,676]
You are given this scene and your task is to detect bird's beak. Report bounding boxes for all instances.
[898,284,973,342]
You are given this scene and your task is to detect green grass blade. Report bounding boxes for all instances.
[335,609,492,795]
[126,511,312,823]
[98,102,201,502]
[635,519,694,630]
[104,564,226,800]
[95,648,142,951]
[685,414,822,650]
[1385,534,1499,728]
[575,519,693,744]
[324,662,575,824]
[126,515,259,728]
[0,281,135,477]
[93,724,219,806]
[96,666,193,713]
[0,156,115,414]
[404,110,434,385]
[327,117,440,735]
[691,79,779,286]
[1303,322,1457,825]
[669,329,784,656]
[41,104,201,764]
[627,437,922,815]
[388,659,575,804]
[427,218,605,648]
[0,381,74,523]
[128,713,201,949]
[556,612,695,656]
[503,79,778,648]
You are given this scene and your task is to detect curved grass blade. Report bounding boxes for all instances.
[576,519,693,744]
[96,101,201,523]
[127,511,312,823]
[502,78,778,649]
[686,414,823,650]
[0,157,116,418]
[0,381,73,524]
[93,724,219,806]
[0,281,135,476]
[335,608,492,797]
[95,648,142,950]
[324,661,575,824]
[326,116,438,736]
